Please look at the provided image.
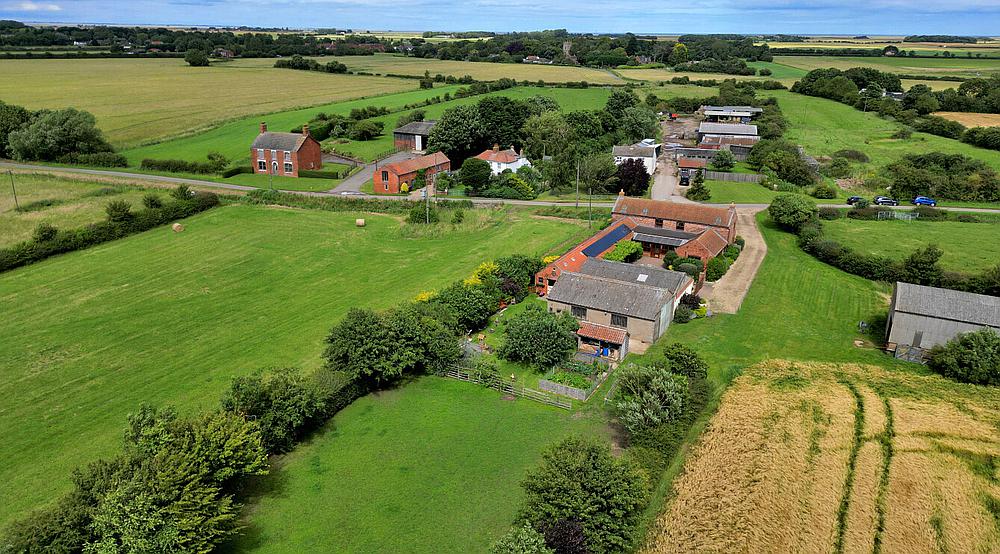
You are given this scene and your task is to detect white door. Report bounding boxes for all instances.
[272,161,278,174]
[415,135,423,151]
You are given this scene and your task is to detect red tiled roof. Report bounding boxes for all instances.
[383,152,449,176]
[577,321,627,344]
[613,197,735,228]
[678,157,707,169]
[545,217,638,276]
[690,229,729,257]
[476,148,520,164]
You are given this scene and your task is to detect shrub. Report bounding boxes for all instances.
[104,200,132,223]
[431,281,502,331]
[407,204,440,224]
[547,371,590,389]
[298,169,342,179]
[185,49,209,66]
[661,250,679,268]
[914,206,947,220]
[58,152,128,167]
[847,207,879,220]
[171,185,192,200]
[832,149,869,163]
[891,128,913,139]
[913,115,966,139]
[821,157,852,178]
[927,329,1000,386]
[614,364,689,433]
[8,107,113,162]
[519,436,649,554]
[818,207,842,220]
[710,149,736,171]
[673,304,693,323]
[32,223,58,242]
[603,240,643,263]
[451,209,465,224]
[498,304,579,368]
[538,519,587,554]
[460,157,492,195]
[140,157,223,175]
[811,184,838,199]
[674,263,698,279]
[142,193,162,209]
[686,170,711,201]
[705,256,730,281]
[222,166,252,178]
[491,523,553,554]
[679,293,702,310]
[768,193,817,230]
[661,342,709,378]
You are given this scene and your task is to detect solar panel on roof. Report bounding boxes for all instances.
[582,224,631,257]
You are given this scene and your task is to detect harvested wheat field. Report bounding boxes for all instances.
[936,112,1000,128]
[646,360,1000,554]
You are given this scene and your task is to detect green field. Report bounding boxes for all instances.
[766,90,1000,171]
[616,62,805,86]
[226,54,623,84]
[0,172,164,247]
[0,58,417,148]
[820,218,1000,273]
[0,203,591,527]
[699,180,781,204]
[228,377,610,553]
[772,55,1000,79]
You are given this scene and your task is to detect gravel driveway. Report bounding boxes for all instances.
[701,207,767,314]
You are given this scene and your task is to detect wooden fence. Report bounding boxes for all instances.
[444,368,572,410]
[704,170,763,183]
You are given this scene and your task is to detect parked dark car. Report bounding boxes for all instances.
[912,196,938,206]
[679,175,690,186]
[846,196,864,205]
[873,196,899,206]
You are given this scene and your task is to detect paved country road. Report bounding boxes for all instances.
[4,161,1000,214]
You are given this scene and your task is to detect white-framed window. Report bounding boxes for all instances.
[257,160,266,171]
[284,162,293,173]
[284,151,291,162]
[256,148,264,158]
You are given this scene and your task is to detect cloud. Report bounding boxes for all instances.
[9,1,62,11]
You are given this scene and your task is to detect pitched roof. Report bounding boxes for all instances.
[613,145,656,158]
[699,135,761,147]
[476,148,522,164]
[701,105,763,114]
[893,283,1000,328]
[687,229,729,258]
[547,272,672,320]
[698,122,758,136]
[579,258,691,293]
[382,152,450,176]
[540,218,639,277]
[632,226,699,247]
[251,132,309,152]
[612,197,735,228]
[678,157,707,169]
[577,321,628,344]
[393,120,437,135]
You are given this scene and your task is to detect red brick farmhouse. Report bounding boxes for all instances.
[374,152,450,194]
[251,122,322,178]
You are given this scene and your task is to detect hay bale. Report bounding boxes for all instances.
[172,223,184,233]
[355,218,366,227]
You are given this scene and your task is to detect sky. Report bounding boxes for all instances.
[2,0,1000,35]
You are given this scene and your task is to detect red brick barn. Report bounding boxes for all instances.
[393,121,436,152]
[612,196,737,243]
[374,152,450,194]
[250,122,322,178]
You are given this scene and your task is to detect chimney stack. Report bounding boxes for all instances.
[302,124,310,137]
[259,122,267,133]
[493,143,500,152]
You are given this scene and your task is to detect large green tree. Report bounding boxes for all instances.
[498,304,578,368]
[522,111,573,160]
[0,101,35,158]
[427,104,485,161]
[7,108,113,161]
[221,368,326,454]
[927,329,1000,386]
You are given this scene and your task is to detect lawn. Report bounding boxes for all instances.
[765,90,1000,172]
[820,217,1000,273]
[227,377,611,553]
[0,172,161,247]
[0,203,591,527]
[122,85,460,165]
[226,54,624,84]
[773,55,1000,79]
[0,58,416,148]
[700,180,780,204]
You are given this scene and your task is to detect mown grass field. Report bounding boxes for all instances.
[0,172,160,247]
[766,90,1000,172]
[820,218,1000,273]
[228,377,610,553]
[616,62,805,86]
[773,55,1000,79]
[0,58,416,148]
[699,180,788,204]
[647,359,1000,553]
[0,203,591,528]
[228,54,624,84]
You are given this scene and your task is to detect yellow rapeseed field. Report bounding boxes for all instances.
[646,360,1000,554]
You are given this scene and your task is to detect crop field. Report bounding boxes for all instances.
[0,58,417,148]
[764,90,1000,172]
[936,111,1000,127]
[767,38,1000,57]
[772,55,1000,79]
[820,218,1000,273]
[228,377,610,553]
[646,359,1000,553]
[616,62,805,86]
[0,203,591,527]
[227,54,623,84]
[0,172,166,247]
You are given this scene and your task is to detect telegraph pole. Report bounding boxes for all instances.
[588,185,592,229]
[575,159,580,208]
[8,171,18,211]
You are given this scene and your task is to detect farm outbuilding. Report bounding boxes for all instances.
[886,282,1000,361]
[393,120,436,152]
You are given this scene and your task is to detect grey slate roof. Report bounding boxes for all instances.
[701,105,763,114]
[631,226,699,247]
[393,120,437,135]
[893,283,1000,328]
[547,272,671,321]
[251,132,307,152]
[578,258,691,293]
[612,145,656,158]
[698,122,758,136]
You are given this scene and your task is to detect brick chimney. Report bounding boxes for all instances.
[259,122,267,133]
[493,143,500,152]
[302,124,310,137]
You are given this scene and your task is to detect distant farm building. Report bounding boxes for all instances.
[886,282,1000,361]
[677,157,707,181]
[613,141,659,174]
[696,122,758,143]
[476,146,532,175]
[374,152,450,194]
[251,122,322,178]
[393,121,436,152]
[701,105,763,124]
